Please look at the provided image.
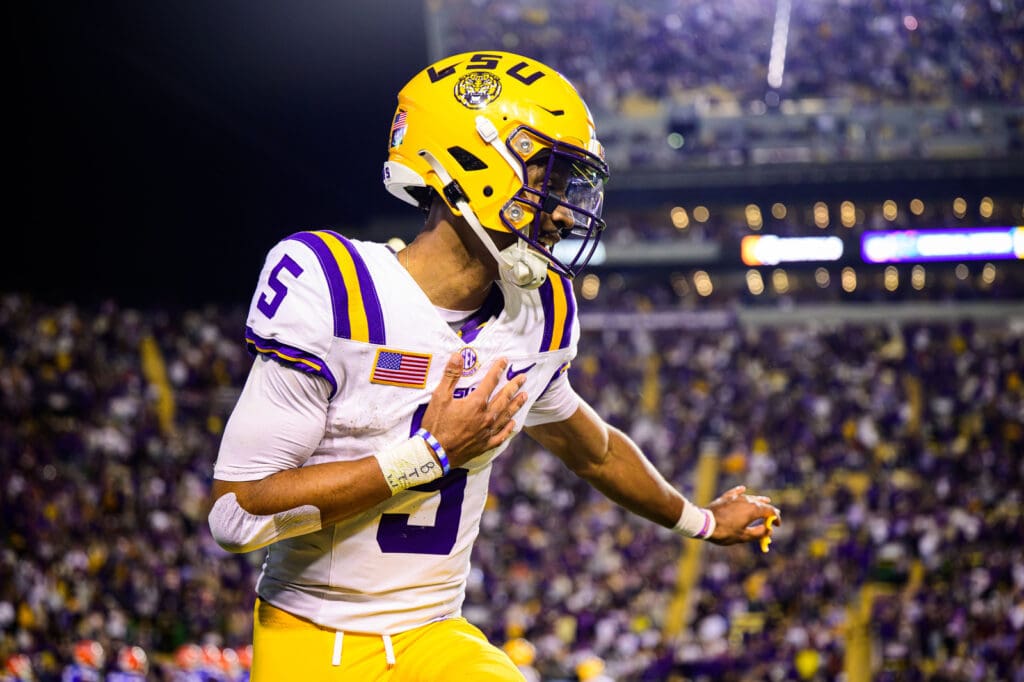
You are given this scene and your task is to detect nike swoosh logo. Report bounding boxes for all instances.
[506,363,536,380]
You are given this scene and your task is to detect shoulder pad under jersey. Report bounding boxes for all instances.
[244,230,386,395]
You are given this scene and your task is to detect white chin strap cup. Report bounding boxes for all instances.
[499,240,549,290]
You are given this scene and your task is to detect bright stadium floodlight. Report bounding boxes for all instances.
[767,0,792,89]
[741,235,844,266]
[861,227,1024,263]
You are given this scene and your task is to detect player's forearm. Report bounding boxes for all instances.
[213,457,391,528]
[529,402,685,528]
[575,426,685,529]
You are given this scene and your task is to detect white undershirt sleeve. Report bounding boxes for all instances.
[524,370,581,427]
[213,355,332,481]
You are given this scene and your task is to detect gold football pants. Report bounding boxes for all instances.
[251,598,525,681]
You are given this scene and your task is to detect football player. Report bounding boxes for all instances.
[209,50,780,681]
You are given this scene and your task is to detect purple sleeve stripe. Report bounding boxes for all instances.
[538,274,575,352]
[286,231,348,339]
[538,276,556,352]
[321,230,386,345]
[559,274,576,350]
[245,327,338,398]
[537,361,570,400]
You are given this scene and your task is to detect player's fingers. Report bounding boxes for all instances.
[488,387,527,435]
[749,504,781,532]
[434,352,464,397]
[487,419,517,449]
[716,485,746,502]
[475,357,508,401]
[491,375,528,414]
[745,524,770,540]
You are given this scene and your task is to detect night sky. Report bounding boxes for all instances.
[12,1,429,305]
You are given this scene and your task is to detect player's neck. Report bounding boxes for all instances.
[401,221,495,311]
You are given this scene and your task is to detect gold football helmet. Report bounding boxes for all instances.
[383,51,609,288]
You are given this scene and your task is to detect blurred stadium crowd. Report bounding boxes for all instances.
[432,0,1023,169]
[7,0,1021,680]
[2,278,1022,679]
[434,0,1023,108]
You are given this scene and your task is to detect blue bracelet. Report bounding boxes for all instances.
[415,428,450,475]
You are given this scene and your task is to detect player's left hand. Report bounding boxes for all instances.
[420,353,528,466]
[705,485,781,546]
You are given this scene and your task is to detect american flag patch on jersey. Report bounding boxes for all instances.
[370,348,432,388]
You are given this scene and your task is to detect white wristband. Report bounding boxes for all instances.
[374,436,444,495]
[672,499,716,540]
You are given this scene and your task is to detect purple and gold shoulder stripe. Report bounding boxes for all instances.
[538,272,576,352]
[285,230,386,345]
[244,326,339,397]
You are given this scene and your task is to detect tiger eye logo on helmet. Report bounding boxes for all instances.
[454,72,502,109]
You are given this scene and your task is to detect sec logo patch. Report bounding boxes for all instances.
[460,347,479,376]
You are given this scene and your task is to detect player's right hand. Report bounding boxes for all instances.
[705,485,781,546]
[420,353,528,466]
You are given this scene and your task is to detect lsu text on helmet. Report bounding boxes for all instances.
[383,51,609,289]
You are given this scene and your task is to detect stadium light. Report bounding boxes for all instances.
[772,268,790,294]
[883,200,898,222]
[671,206,690,229]
[746,270,765,295]
[884,266,899,292]
[745,204,763,231]
[693,271,713,296]
[980,197,994,219]
[911,265,926,290]
[840,201,856,228]
[741,235,844,266]
[861,227,1024,263]
[953,197,967,218]
[813,202,829,229]
[841,267,857,292]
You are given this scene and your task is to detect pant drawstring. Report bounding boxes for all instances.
[382,634,396,668]
[331,631,344,667]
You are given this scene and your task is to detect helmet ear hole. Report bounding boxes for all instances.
[483,186,493,197]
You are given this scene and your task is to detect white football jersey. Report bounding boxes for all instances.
[241,230,578,634]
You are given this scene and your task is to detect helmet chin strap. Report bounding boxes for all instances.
[496,240,550,290]
[418,149,550,290]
